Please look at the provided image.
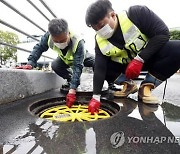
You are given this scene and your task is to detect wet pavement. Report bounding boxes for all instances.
[0,73,180,154]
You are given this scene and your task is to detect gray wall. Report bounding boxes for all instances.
[0,69,63,104]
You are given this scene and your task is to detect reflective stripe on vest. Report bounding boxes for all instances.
[96,11,148,64]
[48,32,80,66]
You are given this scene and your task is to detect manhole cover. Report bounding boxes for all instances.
[29,97,120,122]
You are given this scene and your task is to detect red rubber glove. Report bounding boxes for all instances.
[125,59,143,79]
[16,64,32,70]
[88,98,100,115]
[66,93,76,108]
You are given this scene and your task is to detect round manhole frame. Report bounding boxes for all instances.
[29,96,121,122]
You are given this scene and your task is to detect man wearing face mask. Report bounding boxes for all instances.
[85,0,180,114]
[17,18,95,108]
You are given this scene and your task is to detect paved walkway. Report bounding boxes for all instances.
[0,73,180,154]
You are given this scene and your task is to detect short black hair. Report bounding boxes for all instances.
[85,0,113,27]
[48,18,68,36]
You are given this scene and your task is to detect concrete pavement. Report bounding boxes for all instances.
[0,73,180,154]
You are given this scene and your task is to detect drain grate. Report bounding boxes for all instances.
[29,97,120,122]
[40,104,110,122]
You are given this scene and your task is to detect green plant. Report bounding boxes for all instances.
[0,30,19,65]
[169,30,180,40]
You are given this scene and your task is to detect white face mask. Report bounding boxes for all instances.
[54,42,68,49]
[96,24,114,39]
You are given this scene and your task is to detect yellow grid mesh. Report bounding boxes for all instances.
[40,104,110,122]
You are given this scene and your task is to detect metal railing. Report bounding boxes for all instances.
[0,0,46,32]
[0,0,58,65]
[0,19,40,42]
[0,41,54,60]
[39,0,57,18]
[27,0,50,22]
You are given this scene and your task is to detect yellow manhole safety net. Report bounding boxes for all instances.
[40,104,110,122]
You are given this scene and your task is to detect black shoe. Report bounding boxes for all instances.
[106,83,121,100]
[61,82,70,89]
[108,83,122,91]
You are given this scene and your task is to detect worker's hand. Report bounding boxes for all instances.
[125,59,143,79]
[88,98,100,115]
[16,64,32,70]
[66,89,76,108]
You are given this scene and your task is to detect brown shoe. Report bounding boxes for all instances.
[138,83,160,104]
[114,80,138,97]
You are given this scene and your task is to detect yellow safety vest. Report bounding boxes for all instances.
[48,32,80,66]
[96,11,148,64]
